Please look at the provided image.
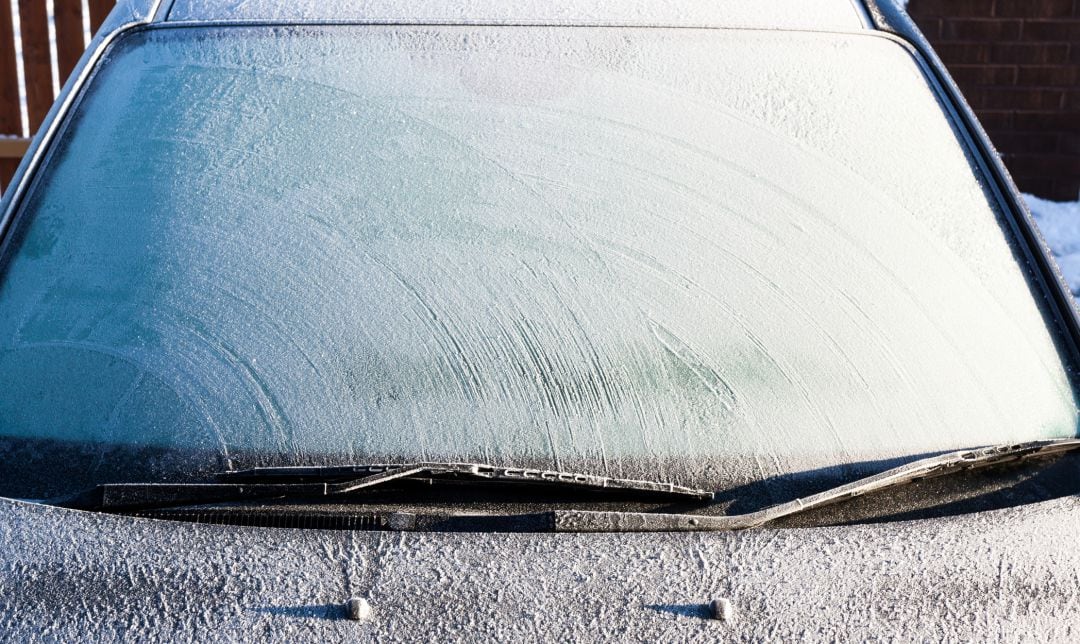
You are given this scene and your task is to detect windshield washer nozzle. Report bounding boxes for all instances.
[346,597,371,622]
[709,598,734,622]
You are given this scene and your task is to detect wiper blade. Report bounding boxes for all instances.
[554,438,1080,532]
[221,462,713,499]
[61,441,1077,528]
[60,462,712,511]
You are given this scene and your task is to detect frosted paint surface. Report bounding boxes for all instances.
[167,0,865,31]
[3,496,1080,641]
[0,27,1075,495]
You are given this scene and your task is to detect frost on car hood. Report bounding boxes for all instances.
[0,26,1075,498]
[2,496,1080,640]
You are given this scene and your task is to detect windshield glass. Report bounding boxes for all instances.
[0,25,1076,500]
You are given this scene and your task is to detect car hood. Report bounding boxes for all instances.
[0,496,1077,641]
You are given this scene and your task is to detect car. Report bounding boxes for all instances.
[1,0,1079,640]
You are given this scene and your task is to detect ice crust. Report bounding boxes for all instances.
[0,26,1075,499]
[0,496,1078,640]
[166,0,866,31]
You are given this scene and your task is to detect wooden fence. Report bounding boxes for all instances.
[1,0,115,195]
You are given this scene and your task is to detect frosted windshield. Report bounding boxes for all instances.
[0,26,1076,497]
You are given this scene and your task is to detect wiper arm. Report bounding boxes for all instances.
[555,438,1080,532]
[220,462,712,499]
[59,441,1078,528]
[59,462,712,511]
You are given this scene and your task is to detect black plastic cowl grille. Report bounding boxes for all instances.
[129,509,390,530]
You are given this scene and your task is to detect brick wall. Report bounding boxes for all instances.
[907,0,1080,201]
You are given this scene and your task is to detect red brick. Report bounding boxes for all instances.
[912,16,944,39]
[950,64,1017,85]
[995,0,1074,17]
[0,158,20,196]
[1015,65,1080,86]
[1001,153,1080,175]
[1013,176,1057,196]
[992,130,1061,153]
[1066,89,1080,108]
[977,87,1064,109]
[1043,182,1080,201]
[1013,110,1080,129]
[956,82,978,104]
[942,18,1021,39]
[984,128,1019,150]
[992,42,1070,64]
[1021,19,1080,40]
[936,42,993,63]
[975,110,1016,129]
[908,0,995,17]
[1059,133,1080,155]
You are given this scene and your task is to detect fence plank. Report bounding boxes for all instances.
[0,0,21,136]
[88,0,113,36]
[55,0,85,84]
[17,0,52,132]
[0,158,21,196]
[0,137,29,158]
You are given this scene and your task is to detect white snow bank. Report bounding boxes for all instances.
[1026,194,1080,296]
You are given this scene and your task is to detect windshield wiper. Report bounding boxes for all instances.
[554,438,1080,532]
[223,462,714,499]
[56,440,1080,529]
[59,462,713,511]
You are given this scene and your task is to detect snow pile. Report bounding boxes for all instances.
[1026,195,1080,296]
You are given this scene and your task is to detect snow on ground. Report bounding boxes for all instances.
[1026,194,1080,297]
